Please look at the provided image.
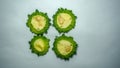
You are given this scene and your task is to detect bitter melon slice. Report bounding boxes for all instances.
[29,36,50,56]
[53,8,77,33]
[52,34,78,60]
[27,9,50,35]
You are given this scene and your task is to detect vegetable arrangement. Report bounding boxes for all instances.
[26,8,78,60]
[27,10,50,56]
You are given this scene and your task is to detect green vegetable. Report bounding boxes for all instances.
[53,8,77,33]
[29,36,50,56]
[52,34,78,60]
[26,9,51,35]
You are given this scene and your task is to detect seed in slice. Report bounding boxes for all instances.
[52,34,78,60]
[57,40,73,56]
[29,36,50,56]
[53,8,77,33]
[26,9,50,35]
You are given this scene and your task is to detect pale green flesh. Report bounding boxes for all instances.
[57,40,73,55]
[34,39,45,52]
[31,15,46,31]
[57,13,72,28]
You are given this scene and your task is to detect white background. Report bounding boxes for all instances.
[0,0,120,68]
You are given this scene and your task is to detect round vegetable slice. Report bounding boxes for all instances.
[52,34,78,60]
[29,36,50,56]
[53,8,77,33]
[26,9,50,35]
